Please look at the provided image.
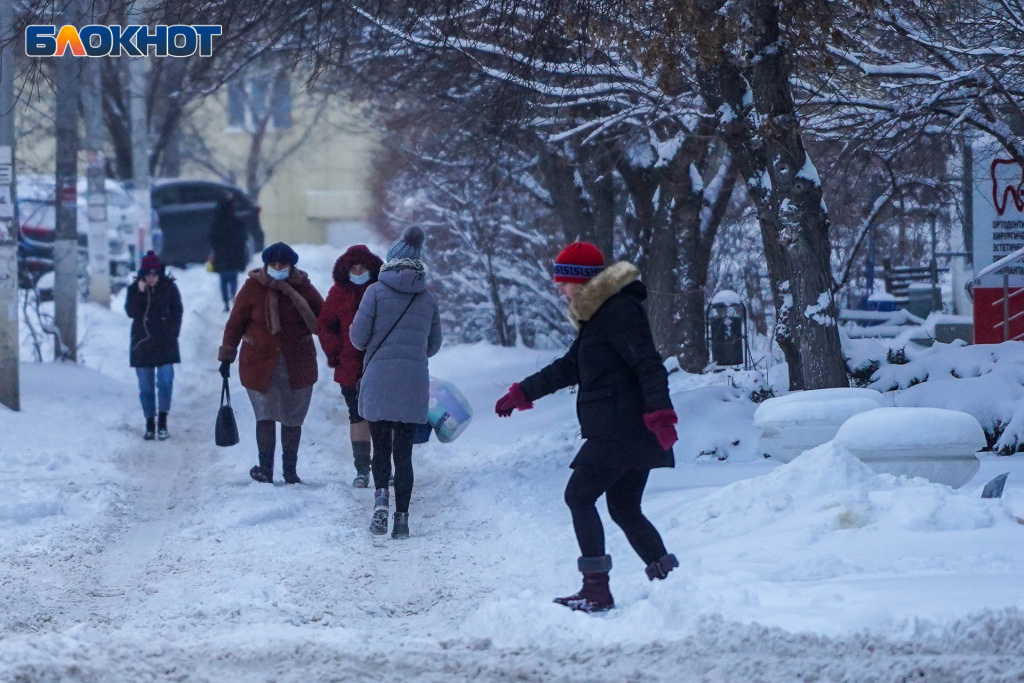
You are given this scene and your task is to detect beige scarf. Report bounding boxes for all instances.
[251,268,319,335]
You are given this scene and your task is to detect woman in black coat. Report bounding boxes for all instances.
[125,251,183,440]
[495,242,680,613]
[208,194,249,311]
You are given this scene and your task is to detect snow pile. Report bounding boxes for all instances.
[835,407,986,453]
[834,408,985,488]
[754,391,882,426]
[466,442,1021,648]
[863,340,1024,452]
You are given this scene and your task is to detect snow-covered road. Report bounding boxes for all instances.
[4,245,1024,681]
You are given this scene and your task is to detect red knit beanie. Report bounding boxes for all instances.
[554,242,605,283]
[139,250,163,276]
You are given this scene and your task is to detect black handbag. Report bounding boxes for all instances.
[215,377,240,447]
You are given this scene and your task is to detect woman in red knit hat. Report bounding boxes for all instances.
[495,242,680,613]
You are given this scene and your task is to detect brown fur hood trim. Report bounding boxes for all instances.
[568,262,641,330]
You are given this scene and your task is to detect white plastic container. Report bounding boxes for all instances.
[754,389,885,463]
[833,407,985,489]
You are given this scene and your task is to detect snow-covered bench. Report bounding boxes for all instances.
[833,407,984,489]
[754,388,885,463]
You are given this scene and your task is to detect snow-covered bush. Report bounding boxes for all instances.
[867,341,1024,454]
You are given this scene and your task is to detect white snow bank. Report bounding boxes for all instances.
[871,340,1024,391]
[835,408,985,488]
[754,395,882,426]
[865,340,1024,452]
[466,443,1023,646]
[835,407,986,452]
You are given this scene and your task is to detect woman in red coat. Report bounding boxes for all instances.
[218,242,324,484]
[318,245,384,487]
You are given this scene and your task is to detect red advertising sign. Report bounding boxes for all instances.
[972,147,1024,343]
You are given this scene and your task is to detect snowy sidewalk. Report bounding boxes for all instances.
[3,245,1024,681]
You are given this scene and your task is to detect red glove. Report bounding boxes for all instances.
[644,409,678,450]
[495,383,533,417]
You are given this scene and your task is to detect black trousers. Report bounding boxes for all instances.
[369,420,416,513]
[564,466,667,566]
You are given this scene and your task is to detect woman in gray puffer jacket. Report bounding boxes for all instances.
[350,226,442,539]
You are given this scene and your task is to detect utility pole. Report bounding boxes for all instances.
[0,0,19,409]
[83,56,110,307]
[53,0,82,361]
[129,2,152,260]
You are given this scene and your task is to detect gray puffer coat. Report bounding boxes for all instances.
[349,258,442,423]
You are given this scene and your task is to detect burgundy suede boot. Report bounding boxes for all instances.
[645,553,680,581]
[554,555,614,613]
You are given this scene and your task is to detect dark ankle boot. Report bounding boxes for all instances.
[554,556,614,613]
[352,441,371,487]
[157,412,169,440]
[250,451,274,483]
[391,511,409,539]
[282,451,301,484]
[645,553,679,581]
[144,418,156,440]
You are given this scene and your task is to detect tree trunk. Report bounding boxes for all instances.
[101,60,133,181]
[617,149,707,370]
[696,2,846,390]
[749,0,846,390]
[486,252,514,346]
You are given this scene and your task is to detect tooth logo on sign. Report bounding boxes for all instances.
[992,158,1024,216]
[25,25,222,58]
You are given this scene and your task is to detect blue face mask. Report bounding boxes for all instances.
[350,271,370,285]
[267,266,290,280]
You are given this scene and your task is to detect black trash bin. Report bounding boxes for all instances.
[707,291,746,367]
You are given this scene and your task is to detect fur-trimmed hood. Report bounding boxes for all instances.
[568,261,641,330]
[378,257,428,294]
[332,245,384,287]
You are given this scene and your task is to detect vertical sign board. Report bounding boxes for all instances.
[0,144,12,243]
[972,145,1024,343]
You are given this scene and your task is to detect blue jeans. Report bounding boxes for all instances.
[137,365,174,419]
[219,271,239,305]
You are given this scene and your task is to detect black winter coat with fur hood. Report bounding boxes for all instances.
[519,262,674,470]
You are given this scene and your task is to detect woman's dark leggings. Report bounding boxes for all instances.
[564,466,667,565]
[369,421,416,513]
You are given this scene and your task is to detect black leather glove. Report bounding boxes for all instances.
[219,361,231,379]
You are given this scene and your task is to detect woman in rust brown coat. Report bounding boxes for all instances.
[218,242,324,484]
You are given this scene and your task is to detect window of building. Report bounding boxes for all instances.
[225,63,292,132]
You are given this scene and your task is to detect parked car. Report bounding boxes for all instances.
[152,179,264,268]
[16,175,139,295]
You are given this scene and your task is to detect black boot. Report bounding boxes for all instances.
[281,425,301,484]
[645,553,679,581]
[282,451,301,485]
[143,418,156,440]
[250,451,274,483]
[554,556,614,613]
[352,441,371,488]
[157,412,169,441]
[391,511,409,539]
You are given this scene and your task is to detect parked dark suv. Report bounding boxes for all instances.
[152,179,265,268]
